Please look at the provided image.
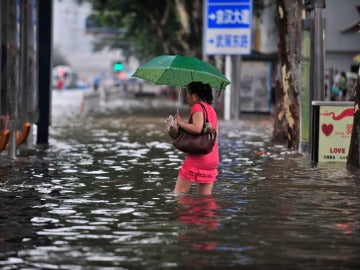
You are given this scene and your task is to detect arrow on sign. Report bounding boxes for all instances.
[209,13,216,20]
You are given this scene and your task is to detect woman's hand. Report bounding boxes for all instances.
[176,115,183,128]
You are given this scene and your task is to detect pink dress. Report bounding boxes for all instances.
[179,102,219,184]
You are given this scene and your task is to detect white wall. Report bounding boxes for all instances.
[259,0,277,54]
[323,0,360,72]
[53,0,139,83]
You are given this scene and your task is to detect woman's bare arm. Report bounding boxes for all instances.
[177,112,204,134]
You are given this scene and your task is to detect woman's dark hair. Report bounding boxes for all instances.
[187,81,213,104]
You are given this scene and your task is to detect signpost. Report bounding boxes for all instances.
[203,0,253,121]
[204,0,253,55]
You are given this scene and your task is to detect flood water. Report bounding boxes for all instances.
[1,90,360,269]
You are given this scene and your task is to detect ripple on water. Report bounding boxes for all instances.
[91,208,136,215]
[1,102,360,270]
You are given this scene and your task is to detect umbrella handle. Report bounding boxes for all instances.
[177,87,181,115]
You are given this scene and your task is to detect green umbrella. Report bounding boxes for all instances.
[132,55,230,91]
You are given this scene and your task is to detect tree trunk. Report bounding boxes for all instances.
[274,0,302,149]
[272,80,288,144]
[174,0,203,57]
[347,77,360,167]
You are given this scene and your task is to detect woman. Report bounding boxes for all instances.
[174,81,219,195]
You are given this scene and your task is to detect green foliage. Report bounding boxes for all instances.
[83,0,188,61]
[354,24,360,63]
[355,55,360,64]
[82,0,265,61]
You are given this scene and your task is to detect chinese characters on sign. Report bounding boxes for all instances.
[207,6,251,26]
[318,106,354,162]
[210,32,249,50]
[204,0,253,55]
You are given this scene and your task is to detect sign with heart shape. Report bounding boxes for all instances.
[318,105,354,162]
[321,124,334,136]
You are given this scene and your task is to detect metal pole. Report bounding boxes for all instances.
[26,0,38,148]
[312,1,325,101]
[36,0,53,144]
[0,1,2,105]
[232,56,241,120]
[20,0,28,120]
[6,0,21,158]
[1,1,6,127]
[309,0,325,156]
[224,55,231,120]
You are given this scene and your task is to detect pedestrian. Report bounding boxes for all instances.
[339,71,348,101]
[93,81,99,91]
[332,69,340,101]
[56,77,64,91]
[174,81,219,195]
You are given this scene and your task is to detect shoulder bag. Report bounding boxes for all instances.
[173,103,217,154]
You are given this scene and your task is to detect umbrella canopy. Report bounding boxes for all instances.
[132,55,230,91]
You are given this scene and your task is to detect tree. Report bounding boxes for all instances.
[346,34,360,167]
[347,76,360,167]
[81,0,203,61]
[273,0,302,149]
[81,0,266,62]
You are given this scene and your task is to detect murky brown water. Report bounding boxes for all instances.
[0,90,359,269]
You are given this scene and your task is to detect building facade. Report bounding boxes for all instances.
[323,0,360,73]
[53,0,139,84]
[52,0,359,93]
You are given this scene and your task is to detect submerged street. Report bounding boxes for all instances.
[0,90,360,269]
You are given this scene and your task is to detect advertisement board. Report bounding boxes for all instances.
[318,105,354,162]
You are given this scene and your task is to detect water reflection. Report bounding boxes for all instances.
[176,195,219,252]
[0,91,360,269]
[177,195,219,230]
[0,182,51,264]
